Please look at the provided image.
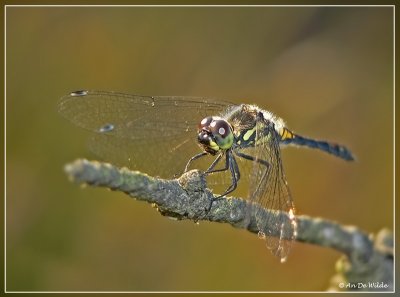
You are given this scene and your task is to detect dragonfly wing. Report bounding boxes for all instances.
[58,90,233,176]
[248,116,297,262]
[88,132,201,177]
[58,90,232,137]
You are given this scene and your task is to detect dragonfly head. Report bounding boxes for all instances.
[197,116,234,155]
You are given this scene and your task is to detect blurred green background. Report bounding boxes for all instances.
[6,6,393,291]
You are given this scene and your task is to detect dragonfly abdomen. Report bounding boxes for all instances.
[280,128,354,161]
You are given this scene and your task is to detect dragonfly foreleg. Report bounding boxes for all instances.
[216,151,240,197]
[205,153,227,174]
[184,151,208,172]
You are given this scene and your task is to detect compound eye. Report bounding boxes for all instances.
[210,120,231,139]
[198,117,213,129]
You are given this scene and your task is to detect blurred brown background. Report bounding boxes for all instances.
[6,6,393,291]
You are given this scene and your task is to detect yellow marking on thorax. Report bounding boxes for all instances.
[243,127,256,141]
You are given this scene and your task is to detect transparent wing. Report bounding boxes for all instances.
[248,117,297,262]
[58,90,233,177]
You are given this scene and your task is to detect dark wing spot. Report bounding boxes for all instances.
[99,123,115,133]
[70,90,88,97]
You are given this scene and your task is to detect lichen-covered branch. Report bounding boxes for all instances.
[64,159,393,291]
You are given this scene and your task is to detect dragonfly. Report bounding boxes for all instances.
[59,90,354,262]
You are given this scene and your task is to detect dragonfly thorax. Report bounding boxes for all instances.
[197,116,234,155]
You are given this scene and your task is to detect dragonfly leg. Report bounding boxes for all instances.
[235,150,273,199]
[207,152,240,212]
[184,152,208,172]
[206,155,237,211]
[205,153,228,174]
[234,151,270,169]
[216,152,240,197]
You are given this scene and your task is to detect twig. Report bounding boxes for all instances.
[64,159,393,291]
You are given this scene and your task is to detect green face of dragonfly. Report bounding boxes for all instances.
[197,116,234,154]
